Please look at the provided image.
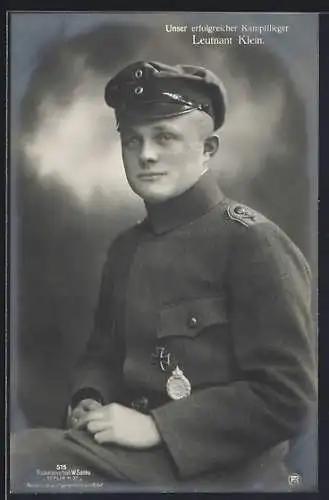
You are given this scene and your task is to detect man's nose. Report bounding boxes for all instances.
[139,140,158,167]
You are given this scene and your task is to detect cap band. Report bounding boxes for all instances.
[115,90,213,129]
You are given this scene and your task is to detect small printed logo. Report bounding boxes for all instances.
[288,473,302,487]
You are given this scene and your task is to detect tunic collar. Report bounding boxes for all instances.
[144,169,224,235]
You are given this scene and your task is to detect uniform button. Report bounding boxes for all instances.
[234,205,255,220]
[234,206,248,215]
[131,396,149,413]
[188,316,198,328]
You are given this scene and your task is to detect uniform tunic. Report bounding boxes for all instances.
[11,169,316,492]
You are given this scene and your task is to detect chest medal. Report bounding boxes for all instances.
[166,366,191,400]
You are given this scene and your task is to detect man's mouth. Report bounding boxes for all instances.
[137,172,167,180]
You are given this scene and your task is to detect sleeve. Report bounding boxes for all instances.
[70,238,126,405]
[151,222,317,479]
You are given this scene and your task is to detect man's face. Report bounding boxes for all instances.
[120,111,217,203]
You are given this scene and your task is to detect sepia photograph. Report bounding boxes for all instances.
[9,11,318,493]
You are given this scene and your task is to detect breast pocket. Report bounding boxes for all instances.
[157,297,230,388]
[156,296,231,385]
[157,296,228,340]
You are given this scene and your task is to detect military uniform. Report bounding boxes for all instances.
[11,62,316,492]
[63,168,315,487]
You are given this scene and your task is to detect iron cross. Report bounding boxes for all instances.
[151,346,172,372]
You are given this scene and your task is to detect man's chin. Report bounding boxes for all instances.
[127,178,165,201]
[135,187,175,204]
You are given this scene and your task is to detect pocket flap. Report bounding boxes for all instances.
[157,296,228,339]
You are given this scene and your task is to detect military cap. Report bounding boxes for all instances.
[104,61,227,130]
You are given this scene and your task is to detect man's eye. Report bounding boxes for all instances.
[122,136,140,147]
[155,133,175,143]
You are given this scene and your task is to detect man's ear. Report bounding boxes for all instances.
[203,135,220,159]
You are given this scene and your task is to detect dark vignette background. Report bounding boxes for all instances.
[9,12,318,489]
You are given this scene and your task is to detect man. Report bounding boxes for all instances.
[11,61,316,492]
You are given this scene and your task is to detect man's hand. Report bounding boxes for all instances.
[81,403,162,449]
[70,398,103,430]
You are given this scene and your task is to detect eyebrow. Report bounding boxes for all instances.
[151,125,177,132]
